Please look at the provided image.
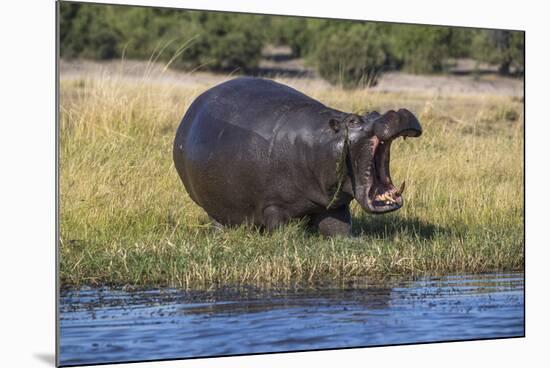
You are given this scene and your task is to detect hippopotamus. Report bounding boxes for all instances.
[173,77,422,236]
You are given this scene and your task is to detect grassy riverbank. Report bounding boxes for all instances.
[59,67,524,289]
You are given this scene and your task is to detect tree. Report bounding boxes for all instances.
[388,25,453,74]
[472,30,524,75]
[184,12,265,72]
[60,3,120,60]
[313,23,389,88]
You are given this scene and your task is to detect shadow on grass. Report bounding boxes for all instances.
[196,212,446,240]
[351,215,447,239]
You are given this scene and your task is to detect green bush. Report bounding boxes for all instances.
[388,25,453,74]
[182,12,265,72]
[313,23,389,88]
[471,30,524,75]
[107,7,192,61]
[267,17,321,58]
[60,3,120,59]
[59,3,265,72]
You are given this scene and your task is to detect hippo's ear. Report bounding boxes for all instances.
[364,111,381,122]
[328,118,341,133]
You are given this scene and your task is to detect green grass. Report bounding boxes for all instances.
[59,72,524,289]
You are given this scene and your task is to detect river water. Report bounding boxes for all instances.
[59,272,524,366]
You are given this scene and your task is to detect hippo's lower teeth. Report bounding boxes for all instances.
[375,189,401,204]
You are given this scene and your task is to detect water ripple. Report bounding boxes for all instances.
[60,272,524,366]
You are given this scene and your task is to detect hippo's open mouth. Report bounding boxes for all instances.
[365,134,412,213]
[367,130,419,213]
[351,108,422,214]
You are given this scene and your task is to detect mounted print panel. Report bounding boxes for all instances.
[57,1,525,366]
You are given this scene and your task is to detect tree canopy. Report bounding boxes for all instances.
[60,2,524,87]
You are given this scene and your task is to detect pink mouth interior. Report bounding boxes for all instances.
[367,137,402,209]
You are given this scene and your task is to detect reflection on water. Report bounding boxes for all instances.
[59,273,524,366]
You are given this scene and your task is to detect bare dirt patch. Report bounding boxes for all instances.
[60,56,523,98]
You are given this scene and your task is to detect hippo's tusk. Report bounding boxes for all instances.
[396,181,406,196]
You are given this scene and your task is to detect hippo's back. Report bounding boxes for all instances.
[187,77,326,137]
[173,77,339,226]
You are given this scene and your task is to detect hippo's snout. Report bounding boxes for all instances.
[373,108,422,141]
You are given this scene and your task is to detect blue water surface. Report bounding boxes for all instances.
[59,272,524,366]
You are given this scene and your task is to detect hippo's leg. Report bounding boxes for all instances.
[309,206,352,236]
[209,216,224,232]
[263,205,289,232]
